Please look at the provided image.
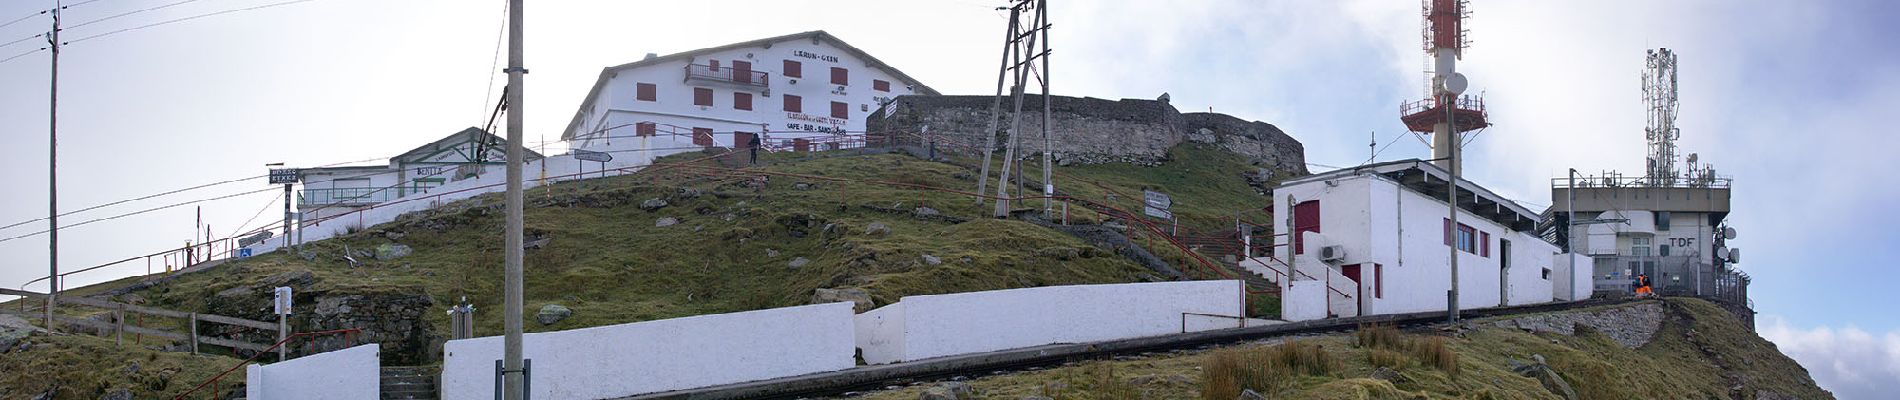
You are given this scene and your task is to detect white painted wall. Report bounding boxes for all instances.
[855,281,1245,364]
[440,302,856,400]
[245,344,380,400]
[1282,280,1328,322]
[1553,253,1593,301]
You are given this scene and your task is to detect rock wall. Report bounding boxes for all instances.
[868,95,1306,174]
[1489,302,1664,348]
[200,269,437,365]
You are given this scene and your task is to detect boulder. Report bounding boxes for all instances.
[524,235,552,250]
[812,288,873,312]
[536,304,573,326]
[913,207,941,219]
[794,183,814,191]
[374,243,413,260]
[922,254,943,266]
[101,389,133,400]
[919,387,957,400]
[766,249,781,258]
[655,217,680,227]
[865,222,892,236]
[0,315,41,351]
[677,187,702,198]
[1513,354,1578,400]
[261,269,316,288]
[1237,389,1267,400]
[639,198,669,211]
[787,257,812,269]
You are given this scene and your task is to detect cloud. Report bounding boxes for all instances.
[1759,314,1900,400]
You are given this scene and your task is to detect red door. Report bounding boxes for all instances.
[732,60,753,84]
[793,138,811,152]
[1292,200,1321,255]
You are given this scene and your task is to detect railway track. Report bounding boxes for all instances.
[621,297,1636,400]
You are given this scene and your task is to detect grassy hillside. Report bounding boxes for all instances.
[844,298,1831,400]
[0,333,244,400]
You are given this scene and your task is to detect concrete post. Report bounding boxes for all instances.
[502,0,528,398]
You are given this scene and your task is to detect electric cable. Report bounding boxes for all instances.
[0,186,281,244]
[61,0,323,45]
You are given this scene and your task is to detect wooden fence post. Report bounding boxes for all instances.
[114,304,125,346]
[189,313,200,354]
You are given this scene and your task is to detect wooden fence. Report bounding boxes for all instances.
[0,288,278,354]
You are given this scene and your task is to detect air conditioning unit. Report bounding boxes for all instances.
[1318,245,1346,262]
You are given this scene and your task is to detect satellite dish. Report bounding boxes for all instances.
[1715,247,1729,260]
[1723,226,1737,240]
[1444,73,1469,95]
[1729,248,1742,263]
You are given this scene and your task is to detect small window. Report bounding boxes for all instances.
[783,94,802,113]
[692,127,713,146]
[1655,211,1672,231]
[782,60,802,78]
[693,88,713,106]
[733,92,753,111]
[1541,268,1552,280]
[636,83,656,102]
[1480,232,1491,257]
[635,122,657,137]
[1659,244,1671,257]
[1631,237,1652,257]
[831,101,848,119]
[873,79,891,92]
[831,67,848,85]
[1454,224,1476,253]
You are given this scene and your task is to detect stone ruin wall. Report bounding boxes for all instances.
[867,94,1307,176]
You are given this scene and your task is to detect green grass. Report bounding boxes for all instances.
[0,333,244,400]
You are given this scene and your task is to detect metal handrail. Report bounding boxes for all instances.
[1399,94,1485,115]
[299,187,400,206]
[1550,175,1732,189]
[683,63,769,87]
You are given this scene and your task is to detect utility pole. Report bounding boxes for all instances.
[973,5,1018,206]
[501,0,527,398]
[991,0,1050,219]
[1445,96,1460,323]
[45,0,62,329]
[1037,0,1053,220]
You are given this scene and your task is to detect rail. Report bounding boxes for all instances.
[1399,94,1486,116]
[683,63,769,88]
[299,187,401,206]
[1551,175,1731,189]
[0,288,280,355]
[173,328,363,400]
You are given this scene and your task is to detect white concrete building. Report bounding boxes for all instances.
[1254,160,1587,321]
[1548,172,1742,302]
[296,127,542,221]
[561,30,938,165]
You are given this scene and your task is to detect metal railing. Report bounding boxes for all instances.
[683,63,769,88]
[1551,174,1731,189]
[1399,94,1486,116]
[299,187,400,206]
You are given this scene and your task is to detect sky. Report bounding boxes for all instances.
[0,0,1895,397]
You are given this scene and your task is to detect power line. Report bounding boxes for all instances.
[61,0,323,45]
[0,32,44,49]
[0,156,383,234]
[0,186,280,245]
[226,190,283,238]
[62,0,206,31]
[478,0,506,126]
[0,46,44,66]
[0,8,47,32]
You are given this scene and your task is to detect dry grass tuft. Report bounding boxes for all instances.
[1199,339,1340,399]
[1412,336,1459,376]
[1367,348,1409,369]
[1354,323,1459,376]
[1355,323,1407,350]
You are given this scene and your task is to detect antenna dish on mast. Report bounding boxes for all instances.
[1444,73,1469,95]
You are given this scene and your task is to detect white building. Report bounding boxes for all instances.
[1251,160,1590,321]
[297,127,542,221]
[1548,172,1742,301]
[561,30,938,165]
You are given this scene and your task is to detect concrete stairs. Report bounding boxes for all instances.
[380,366,439,400]
[1216,258,1279,294]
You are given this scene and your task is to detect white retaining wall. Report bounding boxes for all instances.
[1554,253,1593,301]
[441,302,856,400]
[245,344,380,400]
[854,281,1245,364]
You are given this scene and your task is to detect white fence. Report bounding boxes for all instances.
[245,344,380,400]
[855,281,1246,364]
[440,302,856,400]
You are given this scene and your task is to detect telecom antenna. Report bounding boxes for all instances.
[1643,48,1681,185]
[975,0,1053,218]
[1399,0,1489,176]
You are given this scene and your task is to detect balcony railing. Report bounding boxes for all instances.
[684,63,769,88]
[300,187,398,206]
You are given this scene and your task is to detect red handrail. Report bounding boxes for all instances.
[173,329,363,399]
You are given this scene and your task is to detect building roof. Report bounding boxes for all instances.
[392,127,543,164]
[561,30,941,140]
[1279,159,1543,232]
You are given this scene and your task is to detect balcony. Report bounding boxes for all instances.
[683,63,769,89]
[300,187,398,207]
[1398,95,1488,133]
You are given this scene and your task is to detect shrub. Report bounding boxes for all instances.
[1367,348,1408,369]
[1200,339,1339,399]
[1355,323,1406,350]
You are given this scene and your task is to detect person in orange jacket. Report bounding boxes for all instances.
[1634,274,1654,297]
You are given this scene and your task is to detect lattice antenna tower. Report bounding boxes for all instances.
[1643,48,1682,185]
[1398,0,1488,175]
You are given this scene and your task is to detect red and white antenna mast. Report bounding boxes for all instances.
[1399,0,1489,175]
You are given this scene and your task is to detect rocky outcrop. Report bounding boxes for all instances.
[1489,302,1664,348]
[868,94,1306,174]
[305,292,438,365]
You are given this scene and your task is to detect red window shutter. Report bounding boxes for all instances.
[1291,200,1320,255]
[636,83,656,102]
[1481,232,1491,257]
[733,92,753,111]
[636,123,656,137]
[873,79,891,92]
[708,60,719,71]
[831,67,848,85]
[1444,218,1452,246]
[732,60,752,84]
[784,94,802,113]
[782,60,802,78]
[831,101,848,119]
[693,88,712,106]
[692,127,713,146]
